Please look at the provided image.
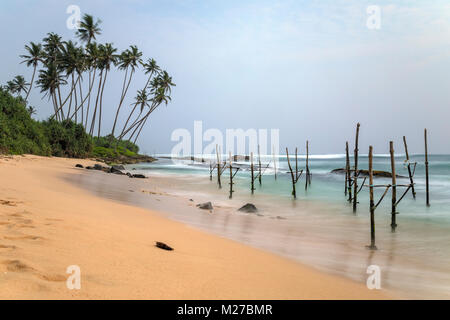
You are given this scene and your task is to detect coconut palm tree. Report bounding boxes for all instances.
[96,43,118,137]
[27,106,37,116]
[111,45,142,137]
[76,14,102,44]
[5,81,17,94]
[141,58,160,91]
[20,42,43,102]
[83,42,100,129]
[12,76,30,97]
[37,62,67,120]
[42,33,64,64]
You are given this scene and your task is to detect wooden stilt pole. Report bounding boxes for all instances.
[258,145,262,186]
[353,123,360,212]
[286,148,296,199]
[229,151,233,199]
[250,152,255,194]
[209,160,213,181]
[368,145,377,250]
[425,129,430,206]
[345,141,350,197]
[390,141,397,232]
[273,145,277,180]
[305,140,310,190]
[295,147,298,183]
[403,136,416,199]
[216,144,222,189]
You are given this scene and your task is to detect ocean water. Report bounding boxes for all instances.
[127,154,450,298]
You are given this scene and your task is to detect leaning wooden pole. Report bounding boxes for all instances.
[286,148,296,199]
[368,145,377,250]
[345,141,351,198]
[390,141,398,232]
[353,123,360,212]
[250,152,255,194]
[216,144,222,189]
[403,136,416,199]
[273,146,277,181]
[258,145,262,186]
[229,151,233,199]
[305,140,310,190]
[209,160,213,181]
[424,129,430,206]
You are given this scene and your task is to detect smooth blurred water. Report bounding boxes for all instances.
[135,154,450,223]
[127,154,450,298]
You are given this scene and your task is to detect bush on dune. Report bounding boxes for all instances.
[0,87,92,157]
[0,88,51,155]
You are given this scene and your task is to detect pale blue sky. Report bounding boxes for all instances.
[1,0,450,154]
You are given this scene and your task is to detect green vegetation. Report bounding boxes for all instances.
[0,88,50,155]
[12,13,174,145]
[2,13,169,162]
[92,135,139,159]
[0,88,144,162]
[0,87,92,157]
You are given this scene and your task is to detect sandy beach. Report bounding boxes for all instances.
[0,155,391,299]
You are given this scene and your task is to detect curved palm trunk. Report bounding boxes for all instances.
[67,72,95,122]
[111,69,134,137]
[119,103,139,138]
[57,86,65,120]
[132,116,149,144]
[97,69,108,138]
[89,70,103,136]
[67,74,74,117]
[85,68,96,130]
[25,65,36,102]
[74,77,78,124]
[78,78,84,126]
[52,91,60,121]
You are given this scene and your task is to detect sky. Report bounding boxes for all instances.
[1,0,450,155]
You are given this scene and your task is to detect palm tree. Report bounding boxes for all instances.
[76,14,102,44]
[84,42,99,129]
[12,76,30,97]
[20,42,43,102]
[119,89,149,139]
[5,81,17,94]
[111,45,142,136]
[37,62,67,120]
[141,58,160,91]
[27,106,37,116]
[96,43,118,137]
[42,33,64,64]
[120,80,172,142]
[60,40,79,116]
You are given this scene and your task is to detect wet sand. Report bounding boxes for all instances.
[0,155,391,299]
[68,165,450,299]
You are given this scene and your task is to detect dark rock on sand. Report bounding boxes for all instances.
[75,164,84,168]
[126,173,146,178]
[238,203,258,213]
[197,202,213,210]
[109,165,126,175]
[85,166,94,170]
[155,241,173,251]
[93,164,104,171]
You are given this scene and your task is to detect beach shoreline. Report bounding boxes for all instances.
[0,155,392,299]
